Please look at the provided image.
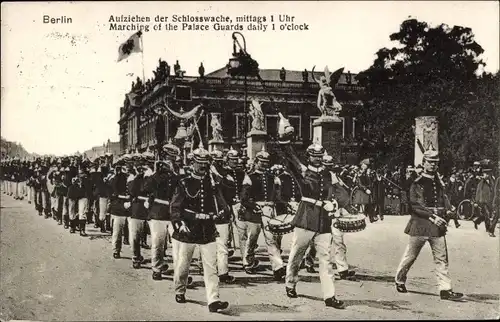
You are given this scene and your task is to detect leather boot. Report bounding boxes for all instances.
[100,220,106,233]
[64,215,70,229]
[79,220,88,237]
[105,215,112,231]
[70,220,76,233]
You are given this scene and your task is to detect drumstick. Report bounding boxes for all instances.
[117,195,169,205]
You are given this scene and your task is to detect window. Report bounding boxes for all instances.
[234,113,246,140]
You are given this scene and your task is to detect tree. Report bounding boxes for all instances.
[355,18,498,169]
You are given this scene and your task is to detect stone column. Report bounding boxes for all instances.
[246,129,268,161]
[414,116,439,166]
[312,115,343,163]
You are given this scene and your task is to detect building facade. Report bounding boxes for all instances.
[118,62,366,164]
[83,139,121,162]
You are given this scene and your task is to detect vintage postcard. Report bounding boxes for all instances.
[1,1,499,320]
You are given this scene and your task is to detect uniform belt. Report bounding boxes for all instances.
[301,197,325,207]
[184,208,223,220]
[117,195,170,206]
[256,201,275,207]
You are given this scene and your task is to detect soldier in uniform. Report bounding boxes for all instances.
[95,163,112,233]
[279,136,346,309]
[126,163,149,269]
[109,165,130,258]
[170,144,230,312]
[240,148,286,280]
[223,147,246,260]
[143,159,179,280]
[202,148,237,283]
[395,149,464,301]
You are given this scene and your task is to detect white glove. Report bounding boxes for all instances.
[366,189,371,195]
[179,221,191,234]
[323,200,336,212]
[124,202,131,209]
[144,201,150,209]
[226,174,235,182]
[274,177,282,185]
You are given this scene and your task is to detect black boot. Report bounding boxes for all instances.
[440,290,464,301]
[208,301,229,313]
[100,220,106,233]
[79,220,88,237]
[325,296,345,309]
[64,215,70,229]
[273,267,286,281]
[70,220,76,233]
[105,215,112,231]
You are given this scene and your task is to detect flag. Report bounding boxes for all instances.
[117,31,143,62]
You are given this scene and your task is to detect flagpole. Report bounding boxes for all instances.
[140,36,146,83]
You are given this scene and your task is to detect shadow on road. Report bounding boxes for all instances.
[218,303,300,317]
[354,273,396,283]
[344,299,413,310]
[465,293,499,304]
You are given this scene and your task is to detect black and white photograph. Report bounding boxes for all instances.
[0,1,499,320]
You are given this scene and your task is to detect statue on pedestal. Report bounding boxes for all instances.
[249,100,265,133]
[311,66,344,119]
[210,113,223,142]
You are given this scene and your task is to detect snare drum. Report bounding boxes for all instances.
[333,214,367,233]
[266,214,296,236]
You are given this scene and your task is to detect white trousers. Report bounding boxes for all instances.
[395,235,452,291]
[286,227,336,300]
[149,219,174,273]
[331,225,349,272]
[174,241,220,305]
[261,214,285,271]
[98,197,109,221]
[215,223,230,276]
[111,215,128,254]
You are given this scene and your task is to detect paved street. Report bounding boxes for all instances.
[0,194,498,321]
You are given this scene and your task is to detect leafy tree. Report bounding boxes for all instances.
[355,18,498,170]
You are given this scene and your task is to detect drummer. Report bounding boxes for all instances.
[240,147,287,281]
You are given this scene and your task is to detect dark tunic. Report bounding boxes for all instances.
[108,172,129,217]
[170,173,228,244]
[128,174,148,220]
[405,173,451,237]
[240,169,281,224]
[143,171,179,221]
[281,144,349,234]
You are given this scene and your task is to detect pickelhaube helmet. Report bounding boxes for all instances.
[423,146,439,162]
[226,146,239,160]
[163,139,181,158]
[306,140,325,157]
[192,143,210,164]
[255,146,270,163]
[322,151,334,166]
[210,146,224,161]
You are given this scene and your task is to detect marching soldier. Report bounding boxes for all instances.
[109,165,130,258]
[95,163,112,233]
[125,163,149,269]
[170,144,230,312]
[395,148,464,301]
[279,133,346,308]
[143,159,179,280]
[209,147,236,283]
[240,147,286,280]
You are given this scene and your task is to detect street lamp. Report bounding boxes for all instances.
[227,32,260,143]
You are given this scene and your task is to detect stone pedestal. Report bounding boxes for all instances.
[246,130,268,161]
[312,115,343,164]
[208,139,224,152]
[414,116,438,166]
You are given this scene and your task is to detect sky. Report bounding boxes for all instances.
[1,1,499,156]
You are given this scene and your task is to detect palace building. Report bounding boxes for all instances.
[118,60,366,164]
